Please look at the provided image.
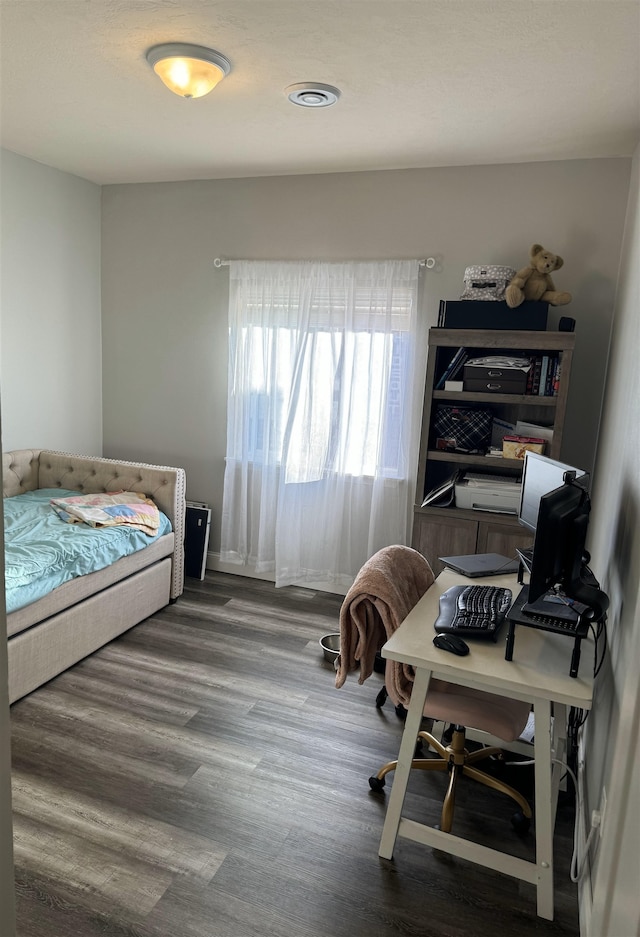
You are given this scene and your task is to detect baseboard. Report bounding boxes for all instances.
[205,551,347,595]
[579,880,592,937]
[577,733,593,936]
[206,551,275,582]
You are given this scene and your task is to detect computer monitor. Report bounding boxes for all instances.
[528,478,590,604]
[519,454,609,619]
[518,451,586,533]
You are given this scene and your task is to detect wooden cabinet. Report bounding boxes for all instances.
[412,509,532,576]
[413,511,477,564]
[412,327,575,575]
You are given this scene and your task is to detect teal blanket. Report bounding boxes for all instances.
[4,488,172,614]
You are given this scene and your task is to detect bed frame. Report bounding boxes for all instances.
[3,449,186,703]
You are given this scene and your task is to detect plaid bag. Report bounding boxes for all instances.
[432,405,492,454]
[460,265,516,301]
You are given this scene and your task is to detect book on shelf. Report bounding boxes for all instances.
[530,356,543,395]
[448,349,469,381]
[538,355,549,395]
[552,356,562,396]
[490,417,516,449]
[547,354,560,396]
[435,347,468,390]
[524,353,560,397]
[544,354,559,396]
[544,356,552,395]
[525,361,535,395]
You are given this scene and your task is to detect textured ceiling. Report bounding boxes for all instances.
[0,0,638,185]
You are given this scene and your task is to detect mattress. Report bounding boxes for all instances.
[4,487,173,614]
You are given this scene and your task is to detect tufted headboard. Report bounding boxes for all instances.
[2,448,41,496]
[2,449,186,599]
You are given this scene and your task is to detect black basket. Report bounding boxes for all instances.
[432,405,492,454]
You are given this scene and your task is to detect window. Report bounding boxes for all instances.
[221,260,423,589]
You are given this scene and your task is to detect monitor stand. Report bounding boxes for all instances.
[505,584,596,678]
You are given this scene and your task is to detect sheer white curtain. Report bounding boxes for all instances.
[220,259,423,590]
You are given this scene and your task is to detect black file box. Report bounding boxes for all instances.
[438,300,548,331]
[185,502,211,580]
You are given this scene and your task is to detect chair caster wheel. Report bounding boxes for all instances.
[369,775,386,792]
[395,704,408,721]
[511,811,531,836]
[375,687,388,708]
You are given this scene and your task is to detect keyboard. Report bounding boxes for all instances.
[434,585,513,640]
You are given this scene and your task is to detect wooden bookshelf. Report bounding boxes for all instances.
[412,327,575,574]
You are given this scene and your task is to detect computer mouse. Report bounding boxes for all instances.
[433,633,470,656]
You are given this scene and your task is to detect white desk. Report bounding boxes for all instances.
[379,569,595,921]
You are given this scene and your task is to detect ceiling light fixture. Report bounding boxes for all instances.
[285,83,341,107]
[146,43,231,99]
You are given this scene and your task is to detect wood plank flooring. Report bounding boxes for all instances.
[11,572,580,936]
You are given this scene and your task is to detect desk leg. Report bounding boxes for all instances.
[378,666,431,860]
[569,636,582,678]
[534,698,555,920]
[551,703,567,820]
[505,621,516,661]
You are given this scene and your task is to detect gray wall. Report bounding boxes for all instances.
[0,151,102,937]
[0,150,102,454]
[0,400,16,933]
[101,159,631,553]
[584,144,639,937]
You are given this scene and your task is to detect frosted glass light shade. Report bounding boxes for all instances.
[146,43,231,99]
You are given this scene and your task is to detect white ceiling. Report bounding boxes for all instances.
[1,0,639,186]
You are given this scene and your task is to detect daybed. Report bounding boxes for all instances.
[4,449,186,704]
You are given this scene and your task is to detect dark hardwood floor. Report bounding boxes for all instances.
[11,572,579,936]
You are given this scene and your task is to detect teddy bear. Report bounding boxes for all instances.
[505,244,572,308]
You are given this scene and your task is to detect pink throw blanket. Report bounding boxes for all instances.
[50,490,160,537]
[335,545,435,707]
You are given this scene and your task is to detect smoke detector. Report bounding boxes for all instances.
[285,83,341,107]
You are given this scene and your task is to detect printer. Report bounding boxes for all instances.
[454,471,522,514]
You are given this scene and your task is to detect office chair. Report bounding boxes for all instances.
[335,545,532,834]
